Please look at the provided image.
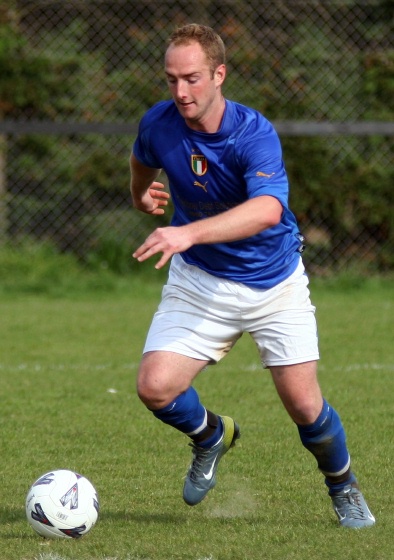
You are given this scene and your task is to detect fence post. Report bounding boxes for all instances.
[0,133,7,245]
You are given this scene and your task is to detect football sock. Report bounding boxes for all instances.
[152,386,222,447]
[297,398,353,492]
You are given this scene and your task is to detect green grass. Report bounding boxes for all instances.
[1,262,393,559]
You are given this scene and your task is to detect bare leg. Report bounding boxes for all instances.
[137,350,209,409]
[270,360,323,424]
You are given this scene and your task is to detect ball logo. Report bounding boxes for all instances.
[60,483,79,510]
[33,473,55,486]
[31,503,54,526]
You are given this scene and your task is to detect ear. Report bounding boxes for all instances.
[214,64,226,86]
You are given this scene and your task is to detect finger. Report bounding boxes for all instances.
[150,189,170,200]
[132,246,147,259]
[133,239,160,260]
[154,197,169,206]
[132,243,147,259]
[154,252,171,269]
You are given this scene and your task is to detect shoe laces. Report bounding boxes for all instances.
[335,487,368,520]
[187,443,212,481]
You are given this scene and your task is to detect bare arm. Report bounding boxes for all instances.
[182,195,282,244]
[133,195,283,269]
[130,154,169,215]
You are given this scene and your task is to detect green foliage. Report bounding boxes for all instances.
[1,17,142,263]
[9,133,134,259]
[284,38,393,269]
[0,240,125,295]
[0,239,170,296]
[106,66,167,118]
[362,50,394,119]
[1,2,394,272]
[285,136,333,221]
[84,207,170,274]
[0,24,53,116]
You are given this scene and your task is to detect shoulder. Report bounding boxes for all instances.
[139,100,179,132]
[227,100,274,132]
[225,101,281,158]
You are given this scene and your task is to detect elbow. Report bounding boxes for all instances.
[264,212,282,229]
[260,197,283,230]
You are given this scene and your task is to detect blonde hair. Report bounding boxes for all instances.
[167,23,226,77]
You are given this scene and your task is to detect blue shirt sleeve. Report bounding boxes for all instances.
[132,118,161,169]
[132,101,174,169]
[238,116,290,208]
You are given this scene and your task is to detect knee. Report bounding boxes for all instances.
[281,389,323,425]
[137,374,166,409]
[291,398,324,425]
[271,362,323,424]
[136,367,176,410]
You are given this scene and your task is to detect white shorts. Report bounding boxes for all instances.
[143,254,319,368]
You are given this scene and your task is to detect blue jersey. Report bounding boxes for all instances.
[133,99,303,289]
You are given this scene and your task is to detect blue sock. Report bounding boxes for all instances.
[297,399,352,491]
[326,472,357,495]
[152,386,222,447]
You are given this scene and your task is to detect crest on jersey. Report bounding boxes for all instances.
[191,154,207,176]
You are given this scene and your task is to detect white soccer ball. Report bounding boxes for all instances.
[25,469,99,539]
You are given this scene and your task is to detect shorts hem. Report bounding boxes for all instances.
[143,346,215,363]
[263,353,320,368]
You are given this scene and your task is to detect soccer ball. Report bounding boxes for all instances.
[25,469,99,539]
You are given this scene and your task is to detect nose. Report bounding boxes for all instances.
[174,80,188,100]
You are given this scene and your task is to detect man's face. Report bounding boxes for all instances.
[165,41,226,131]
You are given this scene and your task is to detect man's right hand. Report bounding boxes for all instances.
[133,182,170,215]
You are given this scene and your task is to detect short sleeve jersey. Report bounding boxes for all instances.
[133,99,303,289]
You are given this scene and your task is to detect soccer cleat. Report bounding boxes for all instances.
[330,483,375,528]
[183,415,240,506]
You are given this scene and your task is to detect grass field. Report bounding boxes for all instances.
[1,264,393,560]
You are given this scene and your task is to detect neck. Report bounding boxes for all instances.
[187,96,226,133]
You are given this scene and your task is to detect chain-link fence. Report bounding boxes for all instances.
[1,0,393,274]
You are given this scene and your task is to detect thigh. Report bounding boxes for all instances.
[248,261,320,368]
[143,254,242,363]
[270,361,323,425]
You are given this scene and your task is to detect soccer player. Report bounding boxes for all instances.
[130,23,375,528]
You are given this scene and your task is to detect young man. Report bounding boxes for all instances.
[130,23,375,528]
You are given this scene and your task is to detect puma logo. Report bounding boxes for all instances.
[194,181,208,192]
[256,171,276,178]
